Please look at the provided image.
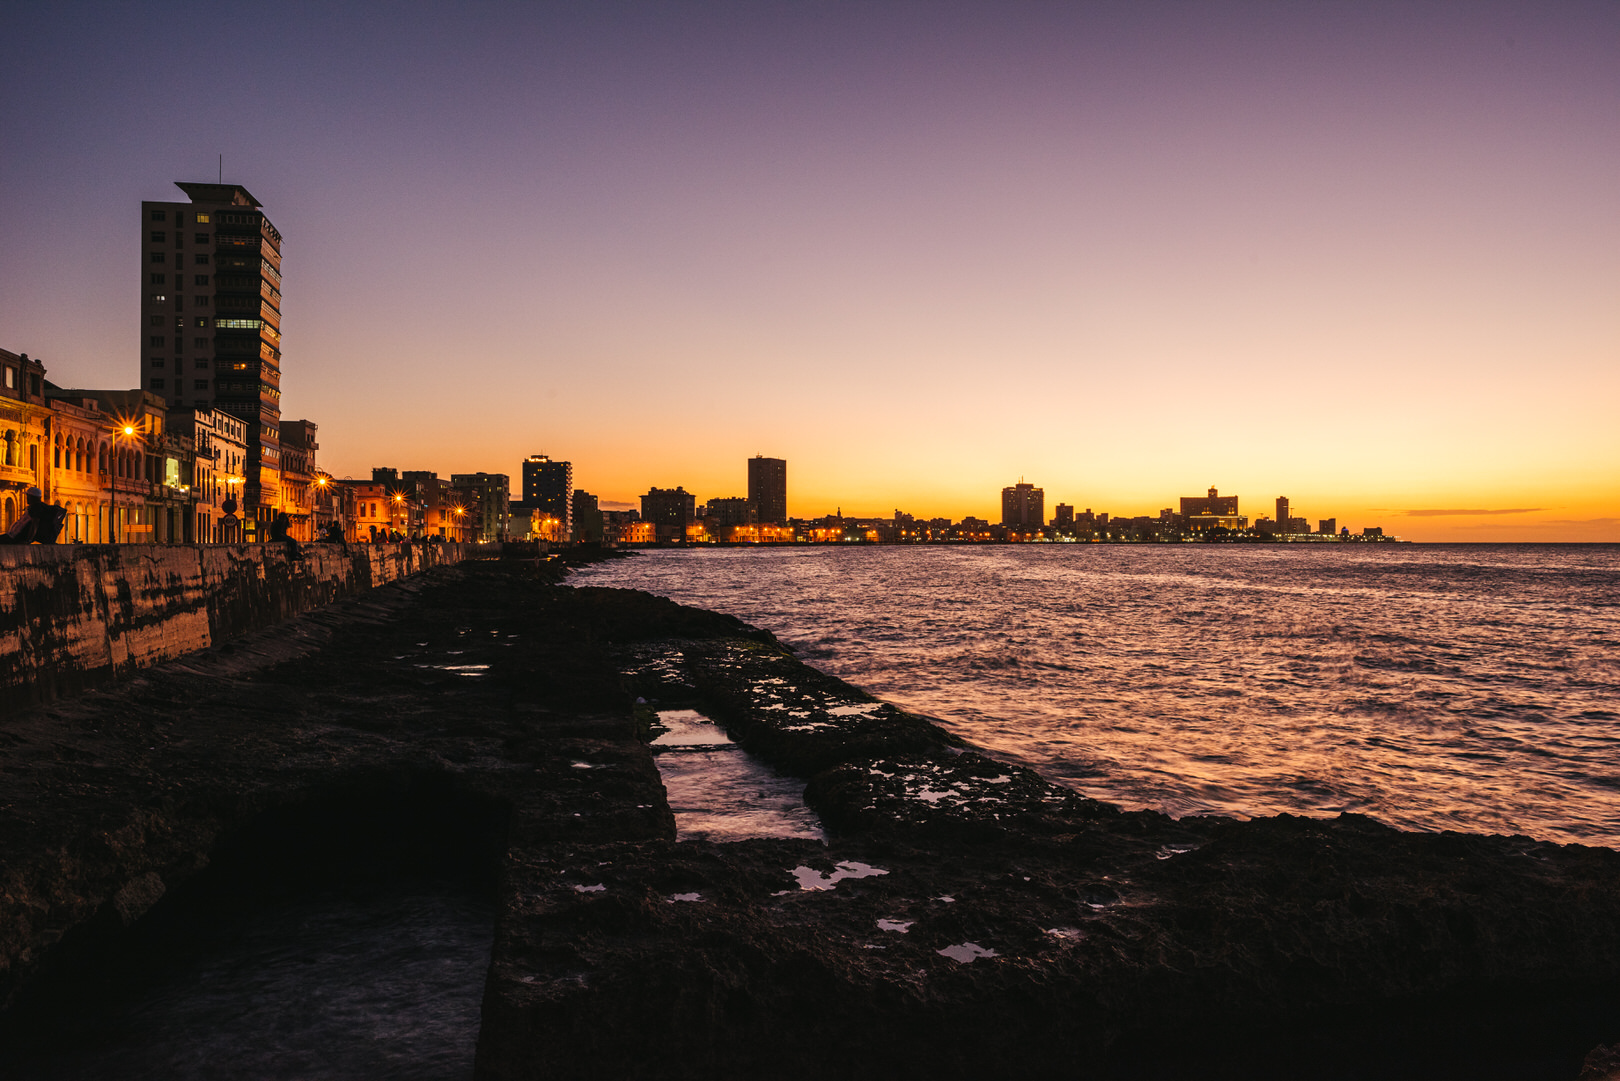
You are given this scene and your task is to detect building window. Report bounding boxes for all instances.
[149,294,167,304]
[196,357,209,368]
[195,317,208,327]
[150,231,166,243]
[150,252,166,263]
[194,380,209,390]
[150,273,166,284]
[194,337,209,348]
[149,378,165,390]
[151,210,167,222]
[195,212,209,224]
[194,275,209,286]
[195,296,209,306]
[152,357,165,367]
[195,254,209,265]
[3,368,12,388]
[149,336,166,346]
[149,315,165,326]
[195,234,209,244]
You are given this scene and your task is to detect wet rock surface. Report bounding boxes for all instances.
[2,555,1619,1079]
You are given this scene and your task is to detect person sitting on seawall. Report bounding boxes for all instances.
[0,487,67,545]
[268,510,303,561]
[320,522,346,547]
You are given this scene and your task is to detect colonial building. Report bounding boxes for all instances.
[1179,486,1246,532]
[0,350,51,533]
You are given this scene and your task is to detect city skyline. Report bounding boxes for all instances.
[1,4,1615,543]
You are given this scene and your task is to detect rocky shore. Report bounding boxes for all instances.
[2,554,1618,1079]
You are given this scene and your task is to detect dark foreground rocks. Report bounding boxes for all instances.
[2,556,1618,1079]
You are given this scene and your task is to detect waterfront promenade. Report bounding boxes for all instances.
[2,554,1619,1078]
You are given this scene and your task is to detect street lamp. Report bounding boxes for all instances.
[109,419,142,545]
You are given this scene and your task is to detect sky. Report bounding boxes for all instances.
[1,2,1615,541]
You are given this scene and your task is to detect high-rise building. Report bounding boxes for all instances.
[747,456,787,524]
[141,182,284,529]
[522,454,573,536]
[1276,496,1290,527]
[1001,481,1044,528]
[1053,503,1074,530]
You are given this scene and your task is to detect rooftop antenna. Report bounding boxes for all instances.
[218,154,223,183]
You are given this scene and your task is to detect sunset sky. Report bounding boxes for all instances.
[1,2,1614,541]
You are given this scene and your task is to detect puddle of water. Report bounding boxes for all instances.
[651,710,825,843]
[791,861,888,891]
[877,918,914,933]
[937,942,999,963]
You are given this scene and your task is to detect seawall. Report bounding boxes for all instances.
[0,542,486,715]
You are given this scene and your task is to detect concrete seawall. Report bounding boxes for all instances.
[0,542,486,715]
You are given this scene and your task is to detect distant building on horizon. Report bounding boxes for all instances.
[1053,503,1074,530]
[1180,486,1246,532]
[1001,481,1044,529]
[641,486,696,543]
[747,456,787,524]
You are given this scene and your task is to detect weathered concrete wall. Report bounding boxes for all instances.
[0,543,484,715]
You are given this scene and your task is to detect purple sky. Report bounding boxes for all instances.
[2,2,1616,539]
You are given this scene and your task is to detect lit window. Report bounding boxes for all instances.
[149,294,167,304]
[195,317,208,327]
[195,212,209,224]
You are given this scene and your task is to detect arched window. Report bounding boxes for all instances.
[2,496,13,529]
[53,433,61,469]
[99,444,108,475]
[29,444,37,472]
[4,431,14,466]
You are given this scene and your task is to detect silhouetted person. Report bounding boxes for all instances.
[1,487,66,545]
[321,522,346,546]
[268,511,303,561]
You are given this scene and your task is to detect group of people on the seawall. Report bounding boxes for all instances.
[1,492,448,556]
[0,487,66,545]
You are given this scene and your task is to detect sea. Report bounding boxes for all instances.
[572,543,1620,849]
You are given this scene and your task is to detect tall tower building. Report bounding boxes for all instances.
[522,454,573,536]
[1276,496,1290,528]
[747,456,787,524]
[1001,481,1044,528]
[141,182,283,527]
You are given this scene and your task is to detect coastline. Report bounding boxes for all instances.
[2,552,1618,1078]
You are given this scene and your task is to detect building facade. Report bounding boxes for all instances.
[451,472,510,542]
[1180,486,1245,532]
